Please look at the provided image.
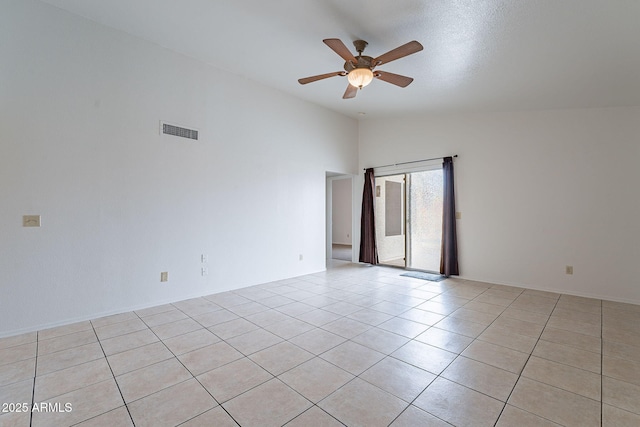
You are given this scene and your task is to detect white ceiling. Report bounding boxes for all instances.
[40,0,640,119]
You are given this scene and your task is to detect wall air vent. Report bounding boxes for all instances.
[160,121,199,140]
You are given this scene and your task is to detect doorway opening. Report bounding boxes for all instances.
[375,168,443,272]
[326,174,353,263]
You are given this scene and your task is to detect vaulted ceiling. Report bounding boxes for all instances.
[40,0,640,118]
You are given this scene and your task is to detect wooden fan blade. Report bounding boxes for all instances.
[298,71,345,85]
[323,38,357,63]
[373,41,423,66]
[343,84,358,99]
[375,71,414,88]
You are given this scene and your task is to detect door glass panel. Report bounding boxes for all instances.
[407,169,443,272]
[385,180,403,236]
[374,175,405,267]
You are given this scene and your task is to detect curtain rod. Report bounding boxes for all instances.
[363,154,458,171]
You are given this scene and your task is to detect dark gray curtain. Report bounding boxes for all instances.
[359,168,379,265]
[440,157,459,276]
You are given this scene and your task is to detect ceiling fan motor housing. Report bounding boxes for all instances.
[344,55,374,72]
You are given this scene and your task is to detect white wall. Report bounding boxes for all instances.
[0,0,358,337]
[358,107,640,303]
[331,178,352,245]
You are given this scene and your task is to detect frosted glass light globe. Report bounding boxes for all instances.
[347,68,374,88]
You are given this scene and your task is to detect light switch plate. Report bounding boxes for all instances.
[23,215,41,227]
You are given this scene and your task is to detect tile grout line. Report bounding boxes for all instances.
[601,299,603,426]
[89,321,136,427]
[490,294,602,425]
[493,294,570,426]
[465,287,558,426]
[29,332,38,427]
[434,285,526,427]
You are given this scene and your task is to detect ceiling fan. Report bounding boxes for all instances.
[298,38,423,99]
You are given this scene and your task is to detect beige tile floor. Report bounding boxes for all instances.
[1,261,640,426]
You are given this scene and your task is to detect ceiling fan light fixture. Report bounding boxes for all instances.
[347,68,374,89]
[299,38,423,98]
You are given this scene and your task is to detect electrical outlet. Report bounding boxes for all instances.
[455,212,462,219]
[565,265,573,275]
[160,272,168,282]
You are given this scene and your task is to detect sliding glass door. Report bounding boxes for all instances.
[374,168,443,272]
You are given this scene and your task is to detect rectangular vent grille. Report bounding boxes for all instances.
[162,123,198,140]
